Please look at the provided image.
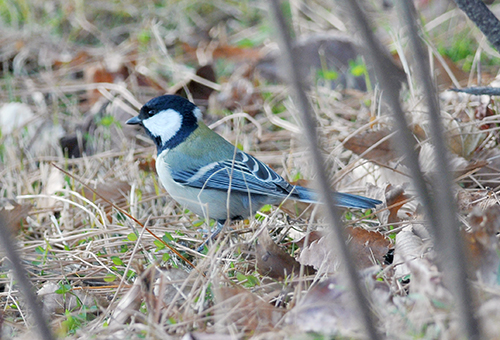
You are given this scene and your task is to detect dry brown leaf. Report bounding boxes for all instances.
[52,50,90,69]
[216,79,262,116]
[440,111,487,159]
[214,286,284,333]
[456,188,498,213]
[175,64,217,106]
[467,148,500,189]
[298,228,390,272]
[84,62,130,105]
[81,180,131,221]
[475,99,497,130]
[180,42,262,62]
[285,276,362,336]
[298,236,337,274]
[256,231,314,279]
[343,128,398,163]
[346,227,391,269]
[0,199,32,233]
[138,157,156,173]
[433,55,470,89]
[292,230,323,249]
[463,206,500,285]
[378,184,410,225]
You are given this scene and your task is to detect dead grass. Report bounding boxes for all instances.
[1,1,500,339]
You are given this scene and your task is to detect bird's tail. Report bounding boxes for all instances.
[295,186,381,209]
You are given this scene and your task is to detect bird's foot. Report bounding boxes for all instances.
[196,221,224,252]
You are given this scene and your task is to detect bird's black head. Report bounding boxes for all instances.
[127,95,202,154]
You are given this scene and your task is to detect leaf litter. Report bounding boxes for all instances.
[0,1,500,339]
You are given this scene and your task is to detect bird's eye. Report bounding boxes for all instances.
[148,110,155,117]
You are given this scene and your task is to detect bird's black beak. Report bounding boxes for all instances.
[126,116,141,125]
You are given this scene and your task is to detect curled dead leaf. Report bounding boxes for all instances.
[256,231,314,280]
[381,184,411,225]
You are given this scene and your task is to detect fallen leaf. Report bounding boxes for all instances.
[214,76,263,116]
[175,64,217,106]
[81,180,131,221]
[215,286,284,333]
[346,227,391,269]
[475,98,496,130]
[456,188,497,212]
[138,157,156,173]
[81,180,130,206]
[0,199,32,234]
[256,231,314,279]
[376,183,410,225]
[292,230,323,249]
[392,53,473,89]
[298,228,391,271]
[433,54,470,89]
[180,42,262,63]
[453,160,487,179]
[285,276,362,336]
[343,128,398,163]
[466,148,500,189]
[463,206,500,285]
[298,236,338,274]
[393,226,426,279]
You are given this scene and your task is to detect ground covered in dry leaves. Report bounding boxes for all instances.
[1,1,500,339]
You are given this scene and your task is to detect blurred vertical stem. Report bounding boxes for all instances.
[397,1,480,338]
[0,216,55,340]
[268,1,381,339]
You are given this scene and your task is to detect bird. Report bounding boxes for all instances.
[127,95,381,250]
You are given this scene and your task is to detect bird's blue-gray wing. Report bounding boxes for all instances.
[170,151,298,198]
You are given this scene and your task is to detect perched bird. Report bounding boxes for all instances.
[127,95,380,248]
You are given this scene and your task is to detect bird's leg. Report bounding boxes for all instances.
[196,220,225,252]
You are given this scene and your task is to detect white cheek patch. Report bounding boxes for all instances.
[142,109,182,144]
